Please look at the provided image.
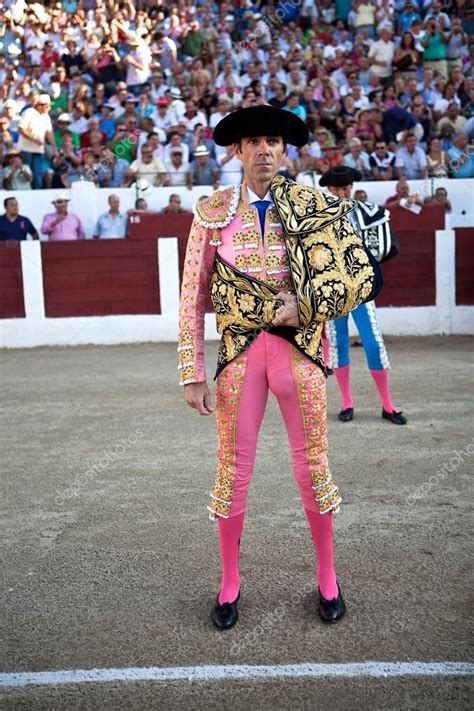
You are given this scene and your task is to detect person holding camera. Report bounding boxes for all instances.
[421,19,448,80]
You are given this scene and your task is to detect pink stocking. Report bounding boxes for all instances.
[334,365,353,410]
[217,511,245,604]
[305,507,338,600]
[370,368,398,412]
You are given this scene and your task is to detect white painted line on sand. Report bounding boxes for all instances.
[1,662,473,689]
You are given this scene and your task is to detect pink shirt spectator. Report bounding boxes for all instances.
[41,212,86,241]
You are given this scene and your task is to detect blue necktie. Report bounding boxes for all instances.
[253,200,271,235]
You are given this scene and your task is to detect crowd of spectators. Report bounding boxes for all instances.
[0,0,472,205]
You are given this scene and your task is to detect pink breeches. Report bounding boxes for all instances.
[208,332,341,519]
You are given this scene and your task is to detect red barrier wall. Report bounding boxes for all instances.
[376,230,436,307]
[42,240,160,317]
[0,242,25,318]
[455,228,474,306]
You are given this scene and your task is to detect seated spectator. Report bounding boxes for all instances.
[343,138,371,180]
[369,140,396,180]
[101,148,129,189]
[0,197,39,241]
[93,194,128,239]
[424,186,453,213]
[54,113,80,149]
[447,133,474,178]
[161,194,190,214]
[436,102,467,136]
[216,144,243,186]
[2,100,20,142]
[385,178,423,208]
[41,193,86,241]
[395,132,428,179]
[125,145,166,187]
[165,145,192,189]
[190,145,220,188]
[426,137,449,177]
[69,103,90,136]
[82,145,113,187]
[3,152,33,190]
[163,131,190,164]
[80,117,108,149]
[98,103,117,141]
[51,132,83,188]
[285,92,307,121]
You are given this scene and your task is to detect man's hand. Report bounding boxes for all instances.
[272,291,300,327]
[184,381,214,415]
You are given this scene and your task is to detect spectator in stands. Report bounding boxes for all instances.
[164,146,192,189]
[54,114,80,149]
[426,137,449,177]
[124,35,152,96]
[3,151,33,190]
[216,143,243,186]
[41,193,86,241]
[448,133,474,178]
[343,138,371,179]
[421,19,448,80]
[436,102,467,136]
[0,197,39,241]
[190,145,220,188]
[52,132,83,188]
[424,186,453,212]
[125,144,166,187]
[368,27,395,87]
[395,132,428,179]
[93,194,128,239]
[370,140,396,180]
[161,194,190,214]
[2,100,20,142]
[385,178,423,208]
[135,198,149,211]
[17,94,56,190]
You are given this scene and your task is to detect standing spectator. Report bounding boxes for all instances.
[424,186,453,212]
[385,178,423,208]
[41,193,85,241]
[369,140,396,180]
[17,94,56,189]
[448,133,474,178]
[124,35,152,96]
[368,28,395,86]
[3,151,33,190]
[421,20,448,80]
[190,145,220,188]
[395,132,428,179]
[160,194,189,214]
[0,197,39,241]
[93,194,128,239]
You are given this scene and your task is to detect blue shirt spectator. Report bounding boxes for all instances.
[448,135,474,178]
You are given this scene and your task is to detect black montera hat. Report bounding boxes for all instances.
[319,165,362,187]
[213,105,309,147]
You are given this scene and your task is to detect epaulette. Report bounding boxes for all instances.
[193,185,240,229]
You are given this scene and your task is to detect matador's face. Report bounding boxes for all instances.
[235,136,286,187]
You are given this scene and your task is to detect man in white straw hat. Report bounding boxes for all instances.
[41,191,85,241]
[17,94,56,189]
[190,144,220,188]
